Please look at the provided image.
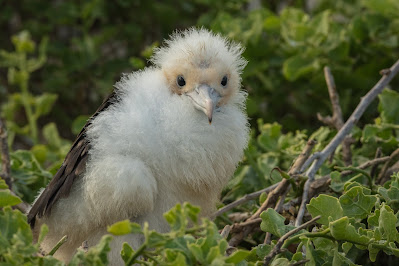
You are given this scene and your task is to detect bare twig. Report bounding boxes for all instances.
[370,147,382,178]
[317,67,354,166]
[263,215,321,265]
[0,118,12,189]
[80,240,89,252]
[377,148,399,184]
[212,182,280,219]
[299,152,321,174]
[228,140,316,247]
[296,59,399,226]
[220,225,232,239]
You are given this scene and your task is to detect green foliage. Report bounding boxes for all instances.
[208,0,399,130]
[0,31,51,145]
[1,1,399,265]
[107,203,250,265]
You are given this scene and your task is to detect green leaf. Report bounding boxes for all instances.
[378,185,399,211]
[30,144,48,164]
[188,243,204,263]
[378,89,399,124]
[363,0,399,19]
[71,115,90,135]
[329,217,370,245]
[225,250,250,263]
[34,93,57,117]
[283,55,320,81]
[271,257,290,266]
[307,194,343,225]
[260,208,296,237]
[107,220,134,235]
[368,208,381,227]
[333,249,359,266]
[121,242,134,263]
[339,186,377,220]
[205,245,220,263]
[0,189,22,207]
[378,204,399,243]
[330,171,346,192]
[255,244,272,259]
[342,242,353,254]
[42,123,62,149]
[0,179,8,189]
[70,235,112,265]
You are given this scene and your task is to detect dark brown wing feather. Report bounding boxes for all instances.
[28,91,118,227]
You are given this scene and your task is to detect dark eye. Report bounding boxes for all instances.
[177,75,186,87]
[221,75,228,87]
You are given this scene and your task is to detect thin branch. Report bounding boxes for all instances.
[296,59,399,226]
[370,147,382,178]
[377,148,399,184]
[317,66,353,166]
[263,215,321,265]
[228,139,316,247]
[220,225,232,239]
[0,118,11,189]
[212,182,280,218]
[299,152,321,174]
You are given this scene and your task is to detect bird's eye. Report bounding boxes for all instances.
[221,75,228,87]
[177,75,186,87]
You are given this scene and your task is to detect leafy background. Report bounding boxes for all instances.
[1,0,399,265]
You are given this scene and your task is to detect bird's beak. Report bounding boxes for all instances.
[186,84,221,124]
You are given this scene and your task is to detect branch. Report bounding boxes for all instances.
[228,139,316,247]
[212,182,280,219]
[263,215,321,265]
[296,59,399,226]
[370,147,382,179]
[377,147,399,184]
[317,66,354,166]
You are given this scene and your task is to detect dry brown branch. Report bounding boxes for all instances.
[263,215,321,265]
[296,59,399,226]
[370,147,382,178]
[220,225,232,239]
[80,240,89,253]
[377,148,399,184]
[340,156,390,176]
[212,182,280,219]
[0,118,12,189]
[317,66,354,166]
[228,139,316,247]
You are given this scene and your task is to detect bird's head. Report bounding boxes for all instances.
[151,28,247,124]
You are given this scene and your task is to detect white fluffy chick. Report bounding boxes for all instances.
[28,28,249,264]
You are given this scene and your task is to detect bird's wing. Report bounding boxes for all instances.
[27,91,118,227]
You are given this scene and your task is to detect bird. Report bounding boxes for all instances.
[27,28,249,264]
